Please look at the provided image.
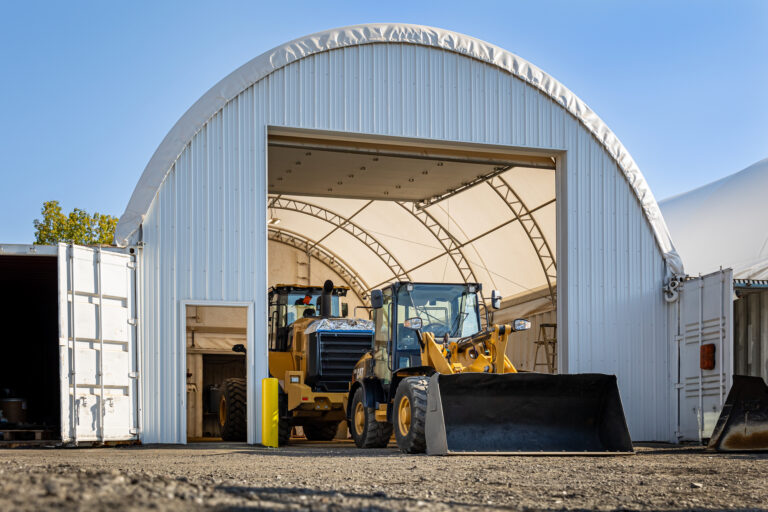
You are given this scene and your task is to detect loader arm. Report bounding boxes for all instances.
[451,325,517,374]
[417,325,518,375]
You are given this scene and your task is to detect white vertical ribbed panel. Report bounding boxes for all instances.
[139,43,670,443]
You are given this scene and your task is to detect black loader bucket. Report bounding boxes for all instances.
[425,372,633,455]
[708,375,768,452]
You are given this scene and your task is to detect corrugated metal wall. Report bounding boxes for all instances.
[139,43,670,443]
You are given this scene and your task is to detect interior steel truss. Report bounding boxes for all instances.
[268,227,369,302]
[395,201,478,286]
[486,175,557,303]
[268,196,410,282]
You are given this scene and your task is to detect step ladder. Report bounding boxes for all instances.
[533,323,557,373]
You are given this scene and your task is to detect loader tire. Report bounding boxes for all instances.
[278,386,291,447]
[303,421,340,441]
[219,378,247,441]
[393,376,428,454]
[349,387,392,448]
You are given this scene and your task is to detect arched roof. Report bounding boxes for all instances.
[116,23,682,287]
[660,157,768,279]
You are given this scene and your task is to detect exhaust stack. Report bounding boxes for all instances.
[320,280,334,318]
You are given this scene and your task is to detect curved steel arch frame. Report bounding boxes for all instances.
[268,227,370,303]
[395,201,479,286]
[268,196,410,282]
[486,175,557,304]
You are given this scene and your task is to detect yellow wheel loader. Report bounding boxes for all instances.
[219,280,374,444]
[347,281,634,454]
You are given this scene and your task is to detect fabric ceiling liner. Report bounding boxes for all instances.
[115,23,682,276]
[660,157,768,280]
[266,161,557,301]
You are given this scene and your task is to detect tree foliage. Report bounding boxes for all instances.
[33,201,118,246]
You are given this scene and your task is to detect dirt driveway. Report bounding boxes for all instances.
[0,442,766,511]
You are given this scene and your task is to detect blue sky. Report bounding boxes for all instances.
[0,1,766,243]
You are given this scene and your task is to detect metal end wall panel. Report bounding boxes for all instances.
[139,44,670,443]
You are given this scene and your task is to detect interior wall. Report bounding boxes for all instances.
[734,289,768,381]
[0,255,60,432]
[494,286,557,373]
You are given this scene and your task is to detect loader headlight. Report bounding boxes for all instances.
[290,376,300,383]
[513,319,532,331]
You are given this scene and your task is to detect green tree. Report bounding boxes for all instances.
[33,201,118,246]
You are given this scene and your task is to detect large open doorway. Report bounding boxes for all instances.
[265,127,560,379]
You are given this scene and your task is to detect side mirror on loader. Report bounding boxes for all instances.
[370,289,384,309]
[491,290,502,310]
[512,319,532,331]
[404,317,423,330]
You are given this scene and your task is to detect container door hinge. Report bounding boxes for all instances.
[129,372,139,379]
[128,318,138,326]
[129,428,139,435]
[674,383,684,390]
[127,261,136,269]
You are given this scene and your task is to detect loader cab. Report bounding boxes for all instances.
[268,284,349,351]
[371,282,483,384]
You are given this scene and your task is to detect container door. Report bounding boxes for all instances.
[674,269,733,441]
[58,244,139,443]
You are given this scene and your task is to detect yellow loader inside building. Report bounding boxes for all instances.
[347,281,634,454]
[219,280,374,444]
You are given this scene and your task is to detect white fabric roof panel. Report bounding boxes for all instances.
[115,23,682,277]
[350,202,446,268]
[659,158,768,280]
[425,186,515,243]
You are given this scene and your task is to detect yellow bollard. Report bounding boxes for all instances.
[261,378,279,447]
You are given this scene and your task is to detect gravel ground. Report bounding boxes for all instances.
[0,441,766,511]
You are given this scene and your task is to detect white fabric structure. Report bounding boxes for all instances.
[660,158,768,279]
[115,23,681,275]
[118,23,684,444]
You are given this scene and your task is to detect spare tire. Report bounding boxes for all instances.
[219,378,247,441]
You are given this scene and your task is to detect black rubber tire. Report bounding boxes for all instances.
[349,387,392,448]
[278,387,290,447]
[393,376,429,454]
[219,378,247,441]
[303,421,341,441]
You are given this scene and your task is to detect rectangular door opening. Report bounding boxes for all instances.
[186,304,248,442]
[0,253,60,444]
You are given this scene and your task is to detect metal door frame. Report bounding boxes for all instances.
[178,300,256,444]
